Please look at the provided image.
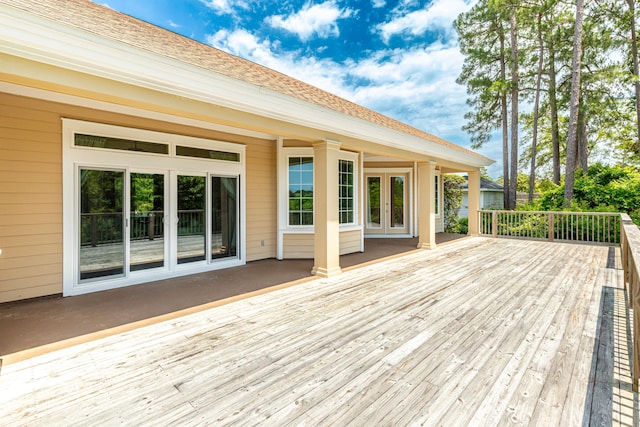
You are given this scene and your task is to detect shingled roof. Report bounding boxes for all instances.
[2,0,489,161]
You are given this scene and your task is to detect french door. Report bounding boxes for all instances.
[78,168,238,283]
[364,172,410,235]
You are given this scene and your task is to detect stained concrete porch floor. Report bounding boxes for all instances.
[0,234,467,360]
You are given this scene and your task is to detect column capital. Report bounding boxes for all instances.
[313,140,342,152]
[418,160,437,169]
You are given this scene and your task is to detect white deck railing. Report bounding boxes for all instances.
[479,210,621,244]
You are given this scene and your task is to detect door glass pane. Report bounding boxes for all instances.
[390,176,405,228]
[130,173,165,271]
[211,176,238,260]
[79,169,124,280]
[367,177,381,228]
[177,175,206,264]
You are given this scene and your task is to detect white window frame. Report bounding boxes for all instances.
[435,173,441,218]
[62,119,246,296]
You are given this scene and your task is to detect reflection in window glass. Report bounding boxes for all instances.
[211,176,238,260]
[367,177,381,228]
[176,146,240,162]
[79,169,125,280]
[130,173,165,271]
[435,175,439,215]
[177,175,206,264]
[390,176,404,228]
[75,134,168,154]
[288,157,314,226]
[339,160,354,224]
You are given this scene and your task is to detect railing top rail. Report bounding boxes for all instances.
[479,210,621,217]
[622,213,640,254]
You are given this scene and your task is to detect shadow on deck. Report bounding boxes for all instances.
[0,234,467,358]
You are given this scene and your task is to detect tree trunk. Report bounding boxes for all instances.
[628,0,640,152]
[564,0,585,206]
[548,45,561,185]
[500,27,510,210]
[578,104,588,172]
[509,6,519,210]
[529,12,544,203]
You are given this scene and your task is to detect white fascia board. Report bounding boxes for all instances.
[0,4,493,169]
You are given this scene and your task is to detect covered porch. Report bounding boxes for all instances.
[0,237,635,425]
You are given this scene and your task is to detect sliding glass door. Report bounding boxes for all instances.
[77,169,240,283]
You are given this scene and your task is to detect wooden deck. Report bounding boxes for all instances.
[0,237,636,425]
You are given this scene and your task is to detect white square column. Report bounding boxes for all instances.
[467,170,481,236]
[417,161,437,249]
[311,140,342,277]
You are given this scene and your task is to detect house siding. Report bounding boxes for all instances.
[339,229,362,255]
[282,230,362,259]
[0,92,277,302]
[283,234,314,259]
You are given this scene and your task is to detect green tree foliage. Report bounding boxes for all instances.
[531,164,640,223]
[443,174,466,232]
[457,0,640,206]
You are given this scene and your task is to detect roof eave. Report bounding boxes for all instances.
[0,3,493,168]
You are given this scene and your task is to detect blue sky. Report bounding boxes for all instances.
[98,0,500,176]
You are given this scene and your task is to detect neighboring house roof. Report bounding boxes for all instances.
[0,0,493,167]
[462,176,504,192]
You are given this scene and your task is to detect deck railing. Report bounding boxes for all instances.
[479,210,621,244]
[620,213,640,392]
[81,210,205,246]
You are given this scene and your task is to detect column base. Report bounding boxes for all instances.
[417,242,437,250]
[311,265,343,278]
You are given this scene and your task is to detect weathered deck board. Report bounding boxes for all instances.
[0,237,632,426]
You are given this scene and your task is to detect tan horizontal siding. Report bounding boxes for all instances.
[0,282,62,303]
[283,233,314,259]
[0,93,63,302]
[245,139,276,261]
[339,229,362,255]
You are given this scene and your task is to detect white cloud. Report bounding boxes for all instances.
[168,20,180,29]
[372,0,386,8]
[204,1,500,174]
[199,0,250,15]
[266,1,354,41]
[207,28,471,140]
[377,0,475,43]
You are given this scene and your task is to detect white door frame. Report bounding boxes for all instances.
[363,168,413,238]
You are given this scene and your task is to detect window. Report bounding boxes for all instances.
[176,145,240,162]
[339,160,355,224]
[288,157,314,226]
[435,175,440,216]
[75,134,168,154]
[282,149,358,230]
